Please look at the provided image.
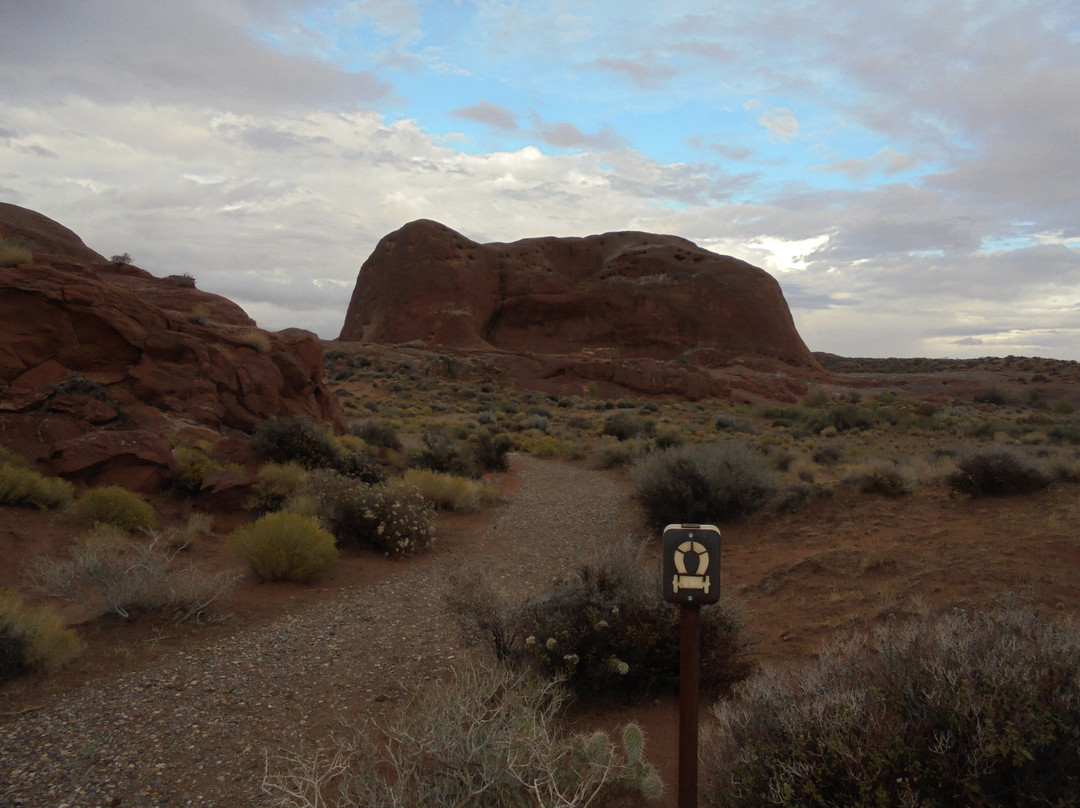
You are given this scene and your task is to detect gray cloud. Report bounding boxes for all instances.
[448,101,520,131]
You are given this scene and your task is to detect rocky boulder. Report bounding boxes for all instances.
[338,220,822,400]
[0,203,345,489]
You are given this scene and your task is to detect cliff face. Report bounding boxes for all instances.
[0,203,345,489]
[339,220,820,371]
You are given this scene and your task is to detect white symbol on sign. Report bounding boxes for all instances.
[671,540,710,594]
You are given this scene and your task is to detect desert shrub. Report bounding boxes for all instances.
[303,471,435,558]
[593,437,647,469]
[0,240,33,267]
[1053,399,1077,415]
[228,512,338,584]
[633,442,777,529]
[27,526,236,620]
[947,446,1052,497]
[602,411,656,441]
[402,468,498,512]
[0,588,80,681]
[516,434,574,458]
[171,446,222,495]
[417,427,480,477]
[109,252,132,265]
[252,415,342,470]
[349,419,402,450]
[702,602,1080,808]
[473,429,513,472]
[452,538,752,701]
[68,485,158,532]
[847,461,912,497]
[974,388,1011,405]
[252,461,308,512]
[0,463,74,510]
[264,661,663,808]
[165,273,196,287]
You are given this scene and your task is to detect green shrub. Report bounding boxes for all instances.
[602,411,656,441]
[948,446,1052,497]
[450,538,752,701]
[228,512,338,583]
[417,427,480,477]
[402,468,498,512]
[974,388,1011,405]
[26,526,235,620]
[68,485,158,532]
[303,472,435,558]
[264,662,663,808]
[702,602,1080,808]
[0,588,80,681]
[0,464,74,510]
[633,442,777,529]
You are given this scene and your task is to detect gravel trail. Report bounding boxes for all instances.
[0,458,638,807]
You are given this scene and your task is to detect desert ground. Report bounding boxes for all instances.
[2,351,1080,806]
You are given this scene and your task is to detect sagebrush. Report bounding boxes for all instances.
[633,441,777,528]
[703,601,1080,807]
[68,485,159,532]
[0,588,81,681]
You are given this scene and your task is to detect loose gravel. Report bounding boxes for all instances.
[0,458,639,807]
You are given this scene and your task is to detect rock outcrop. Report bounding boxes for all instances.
[0,203,345,489]
[338,220,822,400]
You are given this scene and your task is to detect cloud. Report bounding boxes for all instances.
[815,147,913,180]
[757,107,800,142]
[591,56,679,90]
[448,101,520,131]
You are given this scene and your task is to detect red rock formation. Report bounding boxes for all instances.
[0,203,345,489]
[338,220,822,399]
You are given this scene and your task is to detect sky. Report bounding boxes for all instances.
[1,0,1079,359]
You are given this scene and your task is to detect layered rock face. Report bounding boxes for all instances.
[338,220,821,399]
[0,203,344,489]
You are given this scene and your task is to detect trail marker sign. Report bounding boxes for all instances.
[662,524,721,605]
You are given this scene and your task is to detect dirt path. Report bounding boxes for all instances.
[0,457,649,808]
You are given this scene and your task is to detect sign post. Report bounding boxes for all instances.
[662,523,721,808]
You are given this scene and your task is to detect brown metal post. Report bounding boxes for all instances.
[679,603,701,808]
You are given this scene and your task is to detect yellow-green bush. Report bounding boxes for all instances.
[171,446,222,495]
[68,485,159,531]
[0,241,33,268]
[0,464,75,510]
[228,512,338,583]
[403,468,498,512]
[0,588,81,681]
[252,462,308,512]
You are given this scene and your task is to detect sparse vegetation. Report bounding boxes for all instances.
[68,485,159,532]
[263,661,664,808]
[702,601,1080,808]
[0,588,81,681]
[228,512,338,584]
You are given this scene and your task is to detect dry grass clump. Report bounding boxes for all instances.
[228,512,338,584]
[402,468,498,512]
[703,601,1080,808]
[264,661,663,808]
[27,525,236,621]
[68,485,159,532]
[0,588,81,682]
